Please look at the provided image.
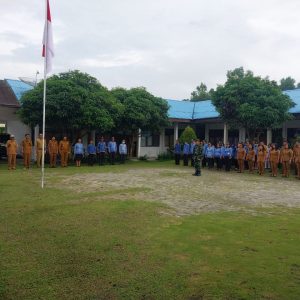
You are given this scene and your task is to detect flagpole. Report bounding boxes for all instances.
[41,0,48,189]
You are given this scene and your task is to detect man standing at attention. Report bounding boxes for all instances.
[21,134,32,169]
[97,136,106,165]
[6,135,18,170]
[36,133,46,168]
[108,136,117,165]
[119,139,127,164]
[59,136,70,167]
[48,136,58,168]
[193,139,203,176]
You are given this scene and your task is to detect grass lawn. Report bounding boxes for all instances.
[0,160,300,299]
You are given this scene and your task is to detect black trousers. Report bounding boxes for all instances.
[175,154,180,165]
[207,157,214,169]
[215,157,222,169]
[110,152,116,165]
[88,154,96,166]
[120,154,126,163]
[224,157,231,171]
[183,154,189,166]
[99,152,105,165]
[202,157,207,168]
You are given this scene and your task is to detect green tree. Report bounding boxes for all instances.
[212,67,295,140]
[190,83,213,102]
[179,126,197,144]
[279,77,296,91]
[19,70,123,139]
[112,87,169,155]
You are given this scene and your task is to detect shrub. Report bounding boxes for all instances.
[179,126,197,144]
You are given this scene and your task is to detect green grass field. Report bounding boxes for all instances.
[1,160,300,299]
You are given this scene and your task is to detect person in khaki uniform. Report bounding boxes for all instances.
[246,143,255,173]
[269,144,280,177]
[6,135,18,170]
[236,143,246,173]
[36,133,46,168]
[280,142,293,177]
[59,136,70,167]
[48,136,58,168]
[21,134,32,169]
[257,145,267,175]
[293,142,300,179]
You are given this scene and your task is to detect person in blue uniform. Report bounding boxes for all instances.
[214,143,222,170]
[205,142,215,169]
[222,143,232,171]
[119,139,127,164]
[183,142,190,166]
[97,136,106,165]
[202,140,208,168]
[108,137,117,165]
[174,139,181,165]
[74,138,84,167]
[87,140,96,166]
[190,139,196,167]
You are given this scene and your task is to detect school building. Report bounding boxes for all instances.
[137,90,300,158]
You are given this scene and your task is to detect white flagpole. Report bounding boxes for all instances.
[41,0,48,189]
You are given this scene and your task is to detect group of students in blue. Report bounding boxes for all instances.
[174,139,234,171]
[73,136,128,167]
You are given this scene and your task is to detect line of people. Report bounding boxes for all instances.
[6,134,128,170]
[174,139,300,179]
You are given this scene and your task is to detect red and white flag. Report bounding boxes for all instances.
[42,0,54,74]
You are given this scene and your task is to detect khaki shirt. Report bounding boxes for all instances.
[294,148,300,163]
[48,140,58,154]
[6,140,18,155]
[59,140,70,153]
[280,149,293,162]
[257,150,266,162]
[36,138,46,152]
[237,148,246,160]
[270,150,280,163]
[22,139,32,154]
[246,149,255,161]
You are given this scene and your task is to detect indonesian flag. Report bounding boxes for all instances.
[42,0,54,74]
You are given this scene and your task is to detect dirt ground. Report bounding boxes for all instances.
[53,167,300,216]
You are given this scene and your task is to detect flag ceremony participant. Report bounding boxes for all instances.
[246,143,255,173]
[269,143,280,177]
[257,145,267,175]
[6,135,18,170]
[119,139,127,164]
[222,143,232,172]
[108,137,117,165]
[74,138,84,167]
[236,143,246,173]
[193,139,203,176]
[214,143,222,170]
[293,142,300,179]
[183,141,190,166]
[97,137,106,165]
[36,133,46,168]
[174,139,181,165]
[87,140,97,166]
[59,136,70,167]
[21,134,32,169]
[190,139,196,167]
[48,136,58,168]
[205,142,215,169]
[280,142,293,177]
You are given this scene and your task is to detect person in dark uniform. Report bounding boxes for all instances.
[97,137,106,165]
[183,141,190,166]
[270,143,280,177]
[190,139,196,167]
[202,140,208,168]
[108,137,117,165]
[222,143,232,172]
[174,139,181,165]
[87,140,96,166]
[193,139,203,176]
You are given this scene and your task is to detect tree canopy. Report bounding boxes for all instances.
[212,67,295,140]
[190,83,214,102]
[279,77,296,91]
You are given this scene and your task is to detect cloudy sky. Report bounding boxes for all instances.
[1,0,300,99]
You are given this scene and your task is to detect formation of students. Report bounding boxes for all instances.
[5,134,128,169]
[174,139,300,179]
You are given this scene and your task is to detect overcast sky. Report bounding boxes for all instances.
[1,0,300,99]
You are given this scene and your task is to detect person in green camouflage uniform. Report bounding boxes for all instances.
[193,139,203,176]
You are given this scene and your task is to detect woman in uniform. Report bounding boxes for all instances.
[246,143,255,173]
[257,144,267,175]
[236,143,246,173]
[269,143,280,177]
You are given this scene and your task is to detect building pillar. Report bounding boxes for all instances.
[205,124,209,141]
[137,129,141,158]
[267,128,272,145]
[282,123,287,140]
[239,127,246,142]
[223,123,228,144]
[174,123,178,144]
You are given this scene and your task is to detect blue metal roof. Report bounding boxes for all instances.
[5,79,33,101]
[283,89,300,114]
[167,89,300,120]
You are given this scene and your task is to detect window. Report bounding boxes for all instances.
[141,131,160,147]
[164,128,174,147]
